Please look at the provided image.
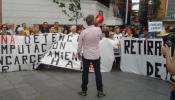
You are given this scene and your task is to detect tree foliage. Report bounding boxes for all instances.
[53,0,83,25]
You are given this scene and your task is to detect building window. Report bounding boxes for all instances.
[167,0,175,19]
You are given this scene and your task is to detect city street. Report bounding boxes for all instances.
[0,68,172,100]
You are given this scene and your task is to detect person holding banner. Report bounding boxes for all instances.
[77,15,106,97]
[0,24,11,35]
[162,45,175,100]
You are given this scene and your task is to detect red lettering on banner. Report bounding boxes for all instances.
[1,35,7,44]
[0,35,16,44]
[10,35,15,44]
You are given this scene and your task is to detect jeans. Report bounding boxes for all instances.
[170,91,175,100]
[81,57,103,92]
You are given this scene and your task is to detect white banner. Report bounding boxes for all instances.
[41,34,81,70]
[41,37,115,72]
[0,34,57,72]
[0,34,114,72]
[120,38,174,81]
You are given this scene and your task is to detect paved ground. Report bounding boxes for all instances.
[0,68,172,100]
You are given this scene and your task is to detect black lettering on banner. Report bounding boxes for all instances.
[25,36,30,44]
[144,40,147,54]
[61,52,64,59]
[26,44,31,53]
[34,44,40,53]
[2,66,9,72]
[55,51,60,58]
[65,52,71,60]
[14,56,20,65]
[155,41,162,56]
[53,42,66,50]
[131,40,136,54]
[138,40,143,55]
[59,34,65,41]
[41,44,47,52]
[53,42,58,49]
[32,64,35,70]
[10,45,15,54]
[72,52,77,61]
[18,65,21,71]
[60,42,66,50]
[52,34,57,42]
[30,55,36,63]
[147,41,153,55]
[22,56,28,64]
[18,45,24,54]
[38,54,43,62]
[155,63,161,78]
[51,58,59,65]
[67,35,73,42]
[1,45,8,54]
[47,51,53,57]
[124,40,130,54]
[6,56,12,65]
[0,56,3,65]
[34,35,39,43]
[66,60,73,68]
[44,34,48,43]
[147,61,153,76]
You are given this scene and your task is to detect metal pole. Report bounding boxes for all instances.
[125,0,129,25]
[165,0,168,17]
[0,0,2,24]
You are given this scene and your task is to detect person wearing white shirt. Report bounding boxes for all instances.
[69,25,79,36]
[113,26,122,41]
[110,27,121,70]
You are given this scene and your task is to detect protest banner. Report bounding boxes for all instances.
[0,34,114,72]
[41,36,114,72]
[41,34,81,70]
[0,34,59,72]
[120,38,174,82]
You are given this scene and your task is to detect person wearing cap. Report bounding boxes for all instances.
[0,24,11,35]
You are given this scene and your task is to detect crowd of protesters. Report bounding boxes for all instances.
[0,21,175,41]
[0,22,85,36]
[0,21,175,51]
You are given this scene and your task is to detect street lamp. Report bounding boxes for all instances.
[147,0,153,22]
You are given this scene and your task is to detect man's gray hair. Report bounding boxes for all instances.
[86,15,94,26]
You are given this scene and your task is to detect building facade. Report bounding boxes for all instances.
[157,0,175,26]
[139,0,148,26]
[0,0,123,26]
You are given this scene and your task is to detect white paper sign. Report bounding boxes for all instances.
[148,21,163,32]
